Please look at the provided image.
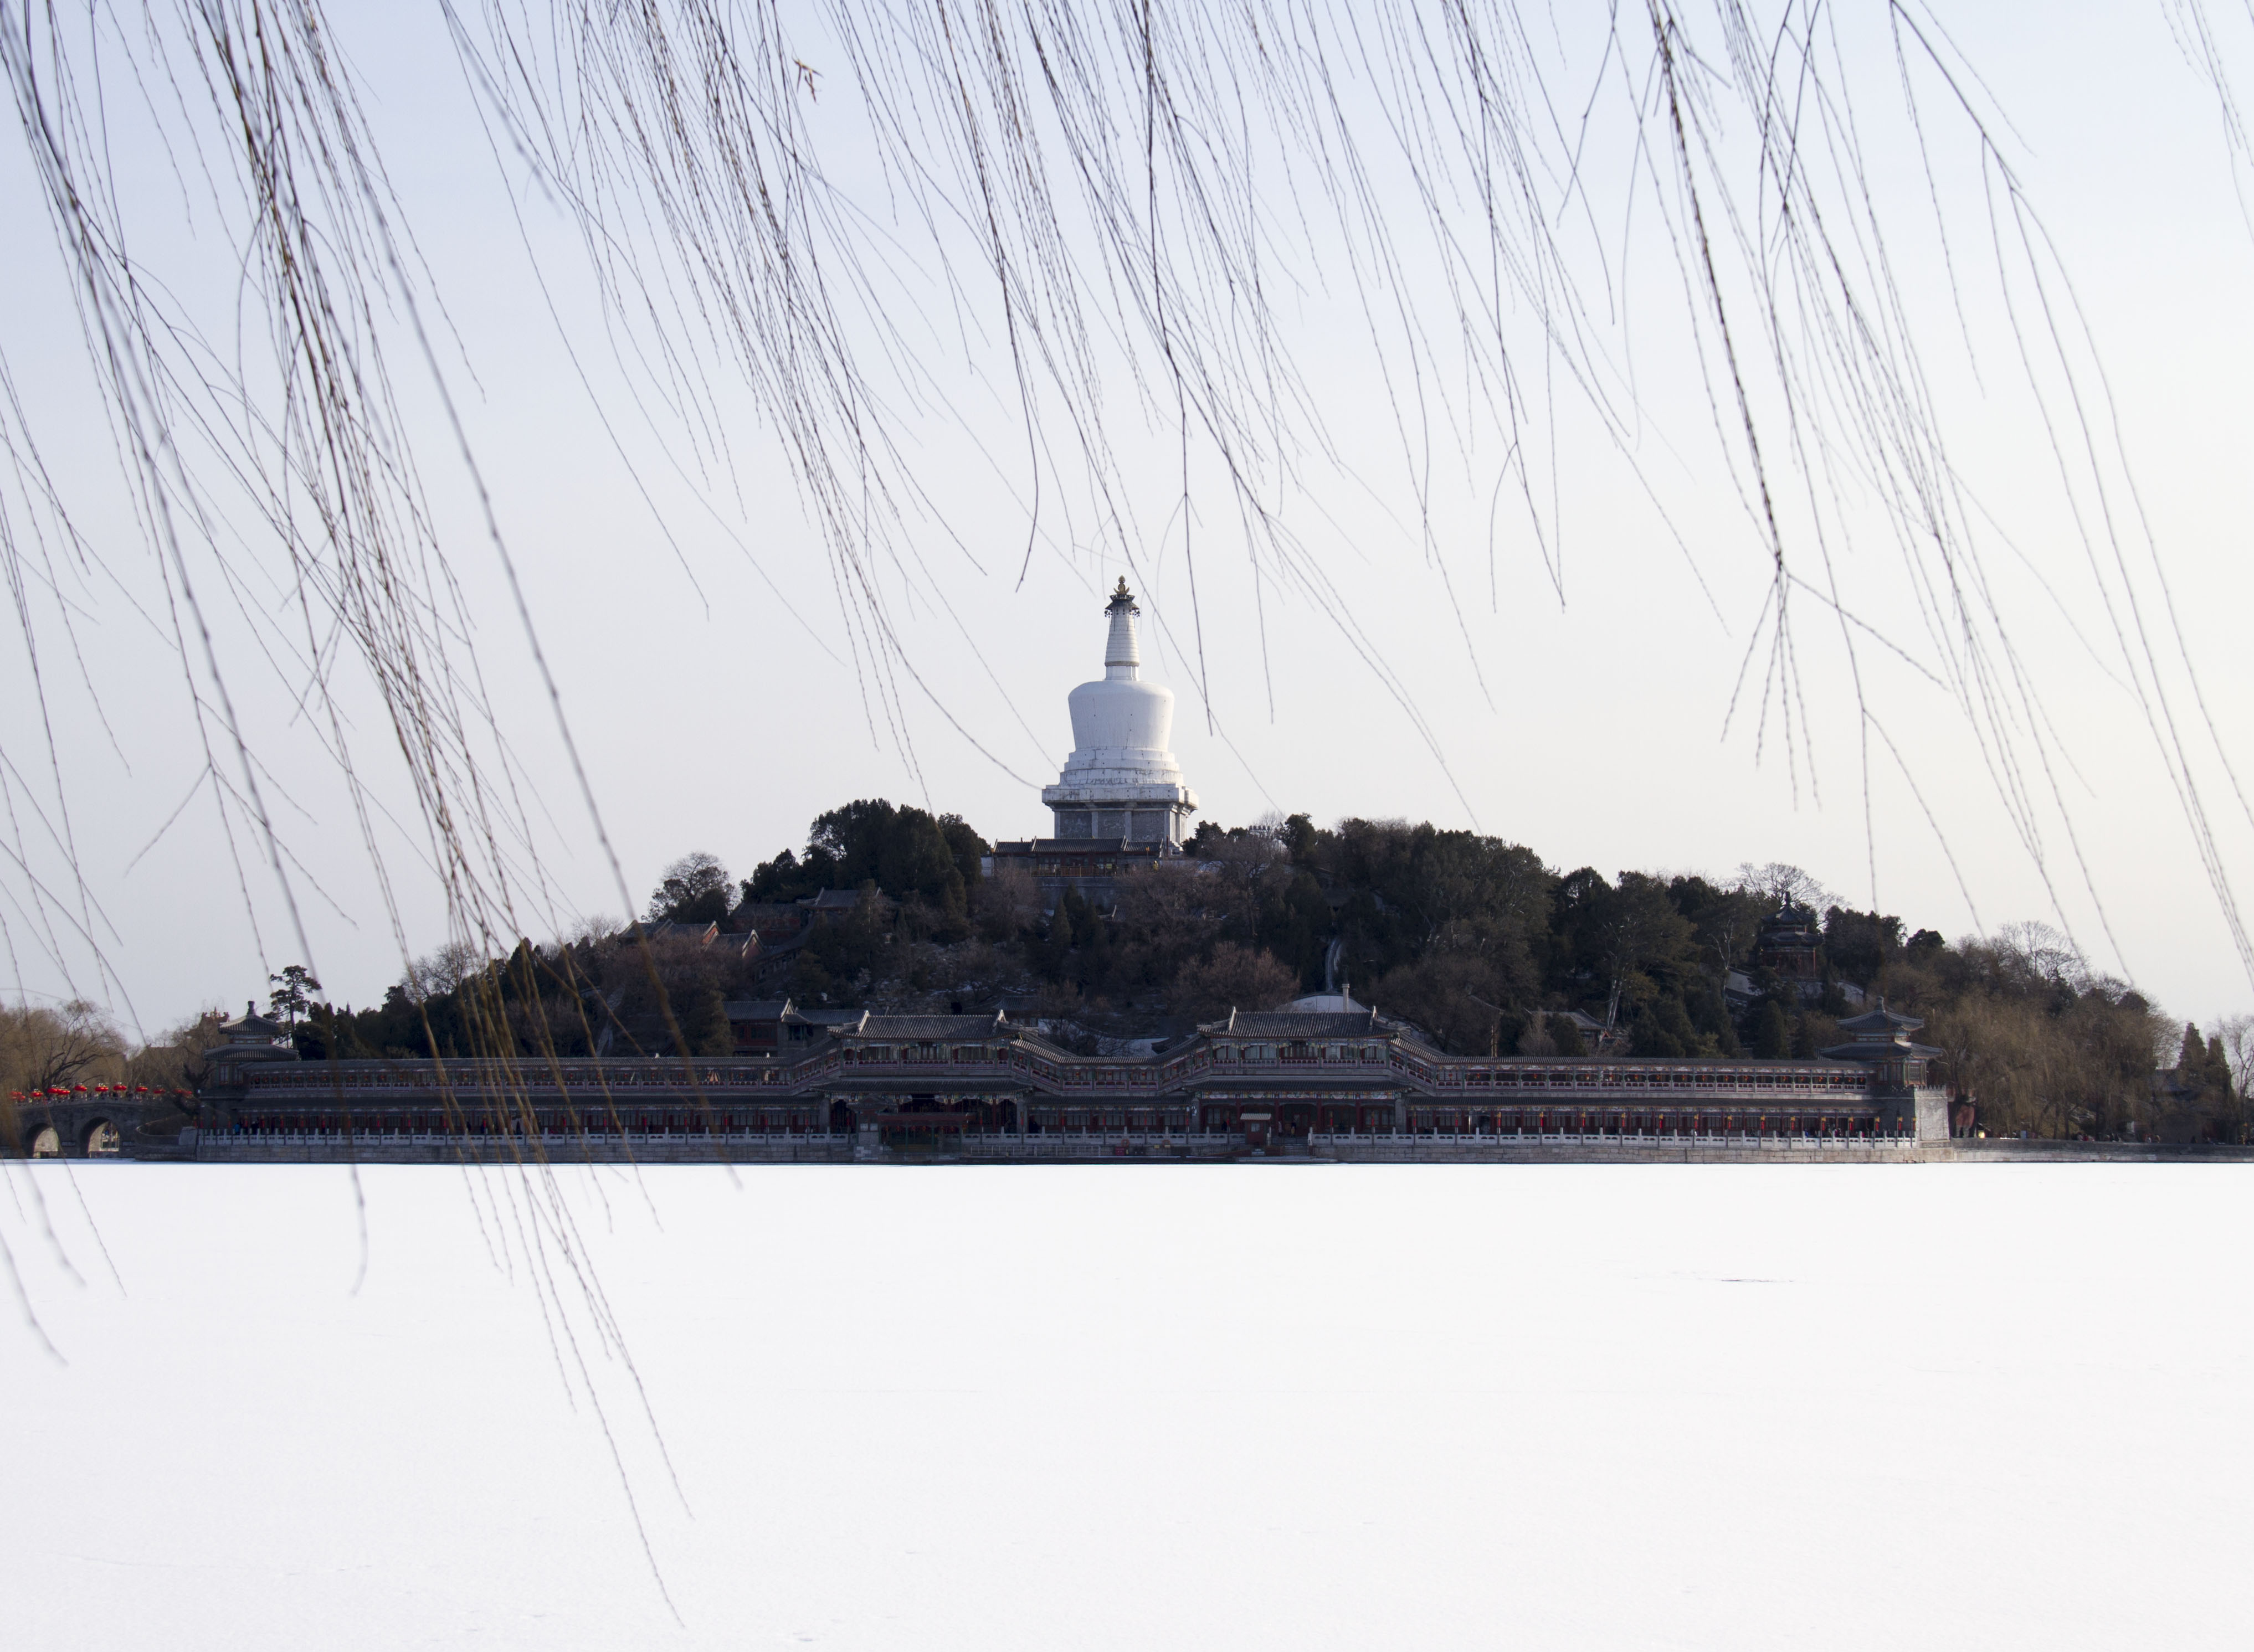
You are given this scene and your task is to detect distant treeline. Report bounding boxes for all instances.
[283,799,2249,1142]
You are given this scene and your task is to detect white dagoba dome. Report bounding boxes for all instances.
[1041,579,1199,845]
[1062,585,1184,785]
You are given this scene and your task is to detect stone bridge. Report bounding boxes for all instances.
[6,1092,188,1158]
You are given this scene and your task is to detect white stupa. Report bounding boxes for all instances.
[1041,578,1199,846]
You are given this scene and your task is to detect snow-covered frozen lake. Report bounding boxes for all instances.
[6,1162,2250,1649]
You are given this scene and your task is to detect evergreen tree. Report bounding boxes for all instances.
[1685,980,1740,1056]
[746,847,828,903]
[267,965,321,1030]
[937,814,989,892]
[1752,1000,1791,1059]
[1822,906,1904,986]
[1061,889,1096,947]
[680,987,733,1058]
[1630,996,1700,1058]
[1031,908,1074,981]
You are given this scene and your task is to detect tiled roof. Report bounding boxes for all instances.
[633,919,718,945]
[219,1003,290,1041]
[1206,1010,1388,1038]
[1822,1039,1940,1061]
[783,1007,867,1028]
[1835,1000,1924,1035]
[852,1013,1012,1040]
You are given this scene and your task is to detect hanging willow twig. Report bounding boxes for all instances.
[4,0,2248,1037]
[6,0,2254,1595]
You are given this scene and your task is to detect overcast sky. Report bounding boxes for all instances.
[3,1,2252,1037]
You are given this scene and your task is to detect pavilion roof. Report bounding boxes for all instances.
[219,1002,289,1042]
[1835,999,1924,1035]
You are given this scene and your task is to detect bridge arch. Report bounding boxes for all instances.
[84,1119,120,1155]
[29,1125,61,1157]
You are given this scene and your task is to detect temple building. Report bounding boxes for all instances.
[178,1000,1948,1161]
[1821,1000,1941,1092]
[988,578,1199,908]
[1755,898,1825,990]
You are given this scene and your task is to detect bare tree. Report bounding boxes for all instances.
[2216,1015,2254,1104]
[126,1008,234,1097]
[1172,943,1299,1023]
[1728,863,1833,913]
[646,853,733,922]
[1992,923,2091,994]
[1927,982,2168,1139]
[1108,863,1218,987]
[404,941,485,1003]
[1,1001,129,1097]
[972,862,1042,945]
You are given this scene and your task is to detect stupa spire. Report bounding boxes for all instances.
[1104,577,1141,679]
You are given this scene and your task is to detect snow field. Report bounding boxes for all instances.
[5,1162,2250,1650]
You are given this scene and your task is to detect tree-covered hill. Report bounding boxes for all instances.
[280,800,2248,1143]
